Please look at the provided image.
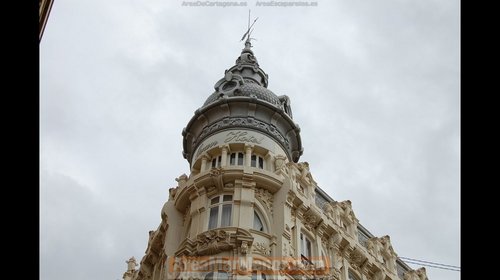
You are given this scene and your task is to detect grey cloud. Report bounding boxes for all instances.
[41,0,459,279]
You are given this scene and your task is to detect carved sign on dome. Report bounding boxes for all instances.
[195,117,290,151]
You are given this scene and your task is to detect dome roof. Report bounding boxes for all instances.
[203,82,281,107]
[182,40,303,165]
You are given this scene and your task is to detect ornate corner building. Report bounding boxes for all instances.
[122,40,429,280]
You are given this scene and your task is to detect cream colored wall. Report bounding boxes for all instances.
[125,127,428,280]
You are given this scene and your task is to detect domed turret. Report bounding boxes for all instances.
[182,40,303,166]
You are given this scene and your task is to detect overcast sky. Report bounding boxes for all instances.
[40,1,460,279]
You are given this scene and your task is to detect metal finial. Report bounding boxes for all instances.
[240,10,258,47]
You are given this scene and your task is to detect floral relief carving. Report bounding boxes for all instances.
[255,188,273,215]
[253,242,271,255]
[195,230,233,256]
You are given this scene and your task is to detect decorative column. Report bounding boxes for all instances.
[221,145,229,167]
[244,144,253,167]
[200,154,209,171]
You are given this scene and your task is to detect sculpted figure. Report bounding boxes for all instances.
[339,200,358,236]
[168,187,178,200]
[324,202,334,219]
[297,162,315,185]
[175,173,188,186]
[274,155,287,175]
[329,201,342,226]
[416,267,428,280]
[126,256,137,272]
[380,235,397,273]
[366,237,383,263]
[373,270,386,280]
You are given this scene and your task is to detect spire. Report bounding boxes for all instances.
[240,10,258,47]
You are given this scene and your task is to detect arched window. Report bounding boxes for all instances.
[205,271,229,280]
[253,210,265,232]
[208,195,233,229]
[251,271,267,280]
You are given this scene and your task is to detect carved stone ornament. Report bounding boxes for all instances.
[255,187,273,215]
[403,267,428,280]
[253,242,270,255]
[195,230,233,256]
[366,237,384,263]
[168,187,178,200]
[286,190,296,207]
[329,267,342,280]
[274,155,287,175]
[303,212,319,231]
[195,116,290,151]
[241,240,249,255]
[296,162,315,186]
[126,256,137,272]
[175,173,188,187]
[379,235,397,273]
[349,248,366,267]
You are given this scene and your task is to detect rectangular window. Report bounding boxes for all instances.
[211,156,222,168]
[258,157,264,169]
[208,207,219,229]
[230,153,236,165]
[230,153,245,166]
[305,238,311,258]
[208,195,233,230]
[237,153,244,165]
[300,233,312,258]
[211,197,219,205]
[251,155,257,167]
[221,204,232,227]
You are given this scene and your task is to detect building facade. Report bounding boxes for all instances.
[122,39,429,280]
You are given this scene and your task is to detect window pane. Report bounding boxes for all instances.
[254,211,264,231]
[251,155,257,167]
[238,153,244,165]
[217,156,221,167]
[208,207,218,229]
[306,238,311,257]
[216,271,229,280]
[204,272,214,280]
[261,273,267,280]
[223,195,232,202]
[211,197,219,205]
[230,153,236,165]
[221,204,232,227]
[212,158,216,168]
[258,157,264,169]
